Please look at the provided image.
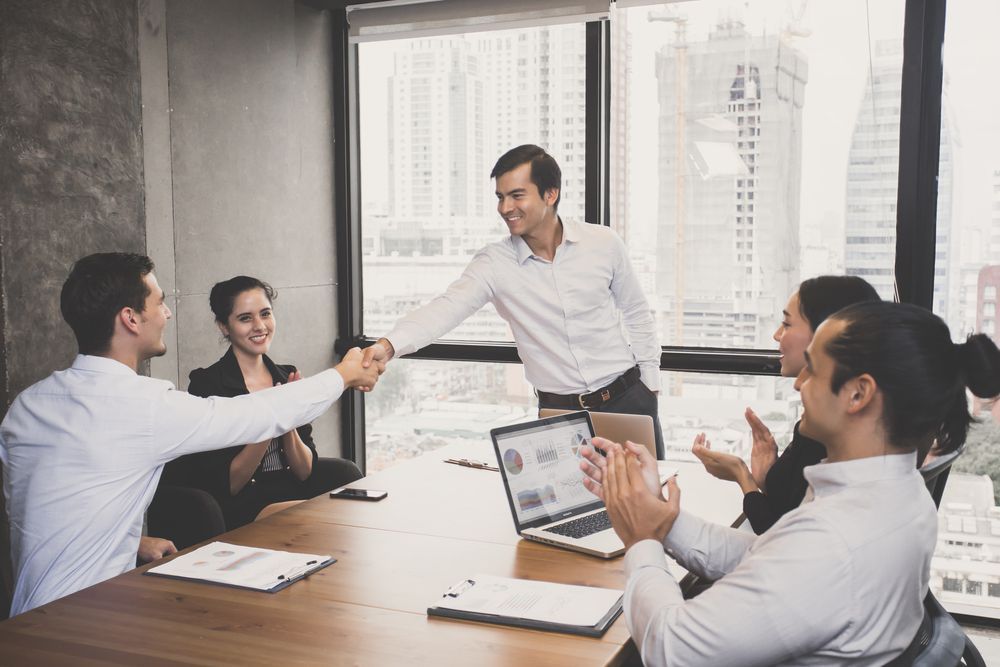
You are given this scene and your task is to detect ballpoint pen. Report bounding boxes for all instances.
[444,457,499,472]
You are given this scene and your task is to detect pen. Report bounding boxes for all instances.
[444,458,499,472]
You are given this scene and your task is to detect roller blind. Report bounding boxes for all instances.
[347,0,610,43]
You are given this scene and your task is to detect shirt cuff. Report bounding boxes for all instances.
[661,509,703,559]
[639,363,661,392]
[383,331,414,358]
[624,539,671,576]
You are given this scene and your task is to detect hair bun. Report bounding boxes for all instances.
[961,334,1000,399]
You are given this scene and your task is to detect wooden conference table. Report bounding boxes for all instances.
[0,442,741,666]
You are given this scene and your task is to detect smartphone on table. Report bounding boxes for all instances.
[329,487,388,501]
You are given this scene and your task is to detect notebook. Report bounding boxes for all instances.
[145,541,334,592]
[490,411,625,558]
[428,574,623,637]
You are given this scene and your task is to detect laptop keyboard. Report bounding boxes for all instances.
[542,511,612,539]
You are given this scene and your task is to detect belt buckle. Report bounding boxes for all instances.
[578,394,588,410]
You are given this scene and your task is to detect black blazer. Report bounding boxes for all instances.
[742,421,826,535]
[160,347,318,500]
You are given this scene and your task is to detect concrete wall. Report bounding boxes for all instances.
[140,0,342,456]
[0,0,147,616]
[0,0,146,398]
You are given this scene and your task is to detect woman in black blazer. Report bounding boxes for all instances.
[160,276,361,529]
[692,275,880,534]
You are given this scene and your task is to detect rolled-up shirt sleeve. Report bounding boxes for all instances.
[151,369,345,463]
[384,251,495,357]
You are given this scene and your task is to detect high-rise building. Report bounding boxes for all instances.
[844,40,955,318]
[653,20,808,354]
[386,37,486,221]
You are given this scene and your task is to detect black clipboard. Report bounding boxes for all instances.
[427,577,623,638]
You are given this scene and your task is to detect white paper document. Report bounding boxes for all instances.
[146,541,332,591]
[434,574,622,627]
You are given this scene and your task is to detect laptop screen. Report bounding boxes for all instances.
[491,412,603,528]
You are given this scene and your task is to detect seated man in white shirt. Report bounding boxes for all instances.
[363,144,664,456]
[0,252,380,616]
[580,302,1000,666]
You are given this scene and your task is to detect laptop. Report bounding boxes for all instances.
[538,409,657,460]
[490,411,625,559]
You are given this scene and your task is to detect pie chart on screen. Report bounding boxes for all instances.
[503,448,524,474]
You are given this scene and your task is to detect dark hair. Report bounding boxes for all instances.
[209,276,276,323]
[490,144,562,210]
[797,275,881,332]
[826,302,1000,454]
[60,253,155,355]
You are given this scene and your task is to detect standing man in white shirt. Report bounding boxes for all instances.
[0,252,380,616]
[362,144,664,456]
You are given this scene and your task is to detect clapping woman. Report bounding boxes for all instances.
[692,275,879,533]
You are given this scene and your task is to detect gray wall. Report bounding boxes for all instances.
[0,0,147,615]
[139,0,343,456]
[0,0,146,399]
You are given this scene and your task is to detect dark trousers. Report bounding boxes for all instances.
[537,381,665,459]
[222,457,363,528]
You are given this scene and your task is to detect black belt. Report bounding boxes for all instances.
[536,366,641,411]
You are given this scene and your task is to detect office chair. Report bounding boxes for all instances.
[918,442,965,508]
[146,484,226,551]
[889,591,986,667]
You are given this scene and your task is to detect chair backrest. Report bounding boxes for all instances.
[904,592,966,667]
[918,443,966,509]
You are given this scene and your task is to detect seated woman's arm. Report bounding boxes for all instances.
[186,368,268,497]
[277,368,316,481]
[227,438,272,495]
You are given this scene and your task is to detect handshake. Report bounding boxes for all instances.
[334,339,394,392]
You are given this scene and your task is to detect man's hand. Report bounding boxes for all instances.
[580,437,659,500]
[335,347,380,391]
[137,536,177,564]
[603,446,679,549]
[745,408,778,488]
[361,339,394,377]
[691,433,758,493]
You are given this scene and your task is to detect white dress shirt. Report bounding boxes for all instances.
[0,354,345,615]
[624,452,935,666]
[384,219,661,394]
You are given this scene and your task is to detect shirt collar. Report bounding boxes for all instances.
[804,451,918,499]
[511,218,577,265]
[72,354,138,376]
